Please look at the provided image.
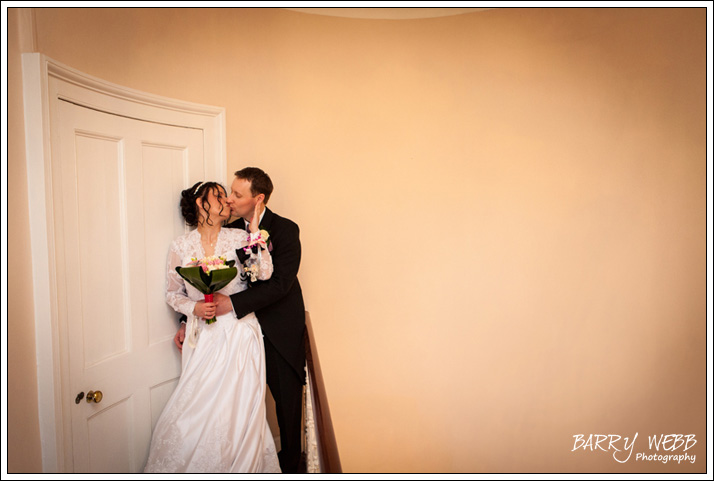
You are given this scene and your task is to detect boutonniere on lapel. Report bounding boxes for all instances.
[259,229,273,252]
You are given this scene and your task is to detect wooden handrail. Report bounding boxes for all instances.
[304,312,342,473]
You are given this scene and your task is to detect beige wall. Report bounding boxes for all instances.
[7,7,43,473]
[8,7,706,473]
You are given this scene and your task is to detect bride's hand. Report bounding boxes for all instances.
[249,200,264,234]
[174,324,186,353]
[193,300,216,320]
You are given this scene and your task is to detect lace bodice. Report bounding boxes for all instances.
[166,228,273,317]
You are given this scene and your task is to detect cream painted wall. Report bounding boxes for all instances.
[8,7,706,473]
[7,7,43,473]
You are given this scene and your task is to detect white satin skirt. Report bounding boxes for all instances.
[144,312,280,473]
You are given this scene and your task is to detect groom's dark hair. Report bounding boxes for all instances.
[235,167,274,204]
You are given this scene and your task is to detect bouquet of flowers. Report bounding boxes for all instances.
[176,255,237,324]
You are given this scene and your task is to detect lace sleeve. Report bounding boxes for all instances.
[165,241,196,317]
[248,232,273,280]
[256,247,273,280]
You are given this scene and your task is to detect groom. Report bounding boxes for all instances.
[175,167,306,473]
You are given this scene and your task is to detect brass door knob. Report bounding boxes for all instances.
[86,390,103,403]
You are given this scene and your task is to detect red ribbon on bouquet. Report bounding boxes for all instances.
[204,293,215,323]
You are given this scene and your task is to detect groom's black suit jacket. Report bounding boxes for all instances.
[225,207,306,382]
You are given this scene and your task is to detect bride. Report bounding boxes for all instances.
[144,181,280,473]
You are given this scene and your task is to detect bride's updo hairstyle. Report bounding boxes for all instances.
[180,181,226,227]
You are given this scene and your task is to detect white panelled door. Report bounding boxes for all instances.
[55,100,203,472]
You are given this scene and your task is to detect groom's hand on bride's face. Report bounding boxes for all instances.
[214,293,233,316]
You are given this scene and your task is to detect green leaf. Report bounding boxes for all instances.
[206,266,238,292]
[176,266,210,294]
[175,266,238,295]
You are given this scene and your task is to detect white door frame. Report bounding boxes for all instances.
[21,53,226,472]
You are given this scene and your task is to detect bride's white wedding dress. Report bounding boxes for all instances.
[144,228,280,473]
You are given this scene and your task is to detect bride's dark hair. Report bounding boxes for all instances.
[180,181,227,227]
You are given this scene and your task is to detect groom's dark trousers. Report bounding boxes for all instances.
[226,207,306,473]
